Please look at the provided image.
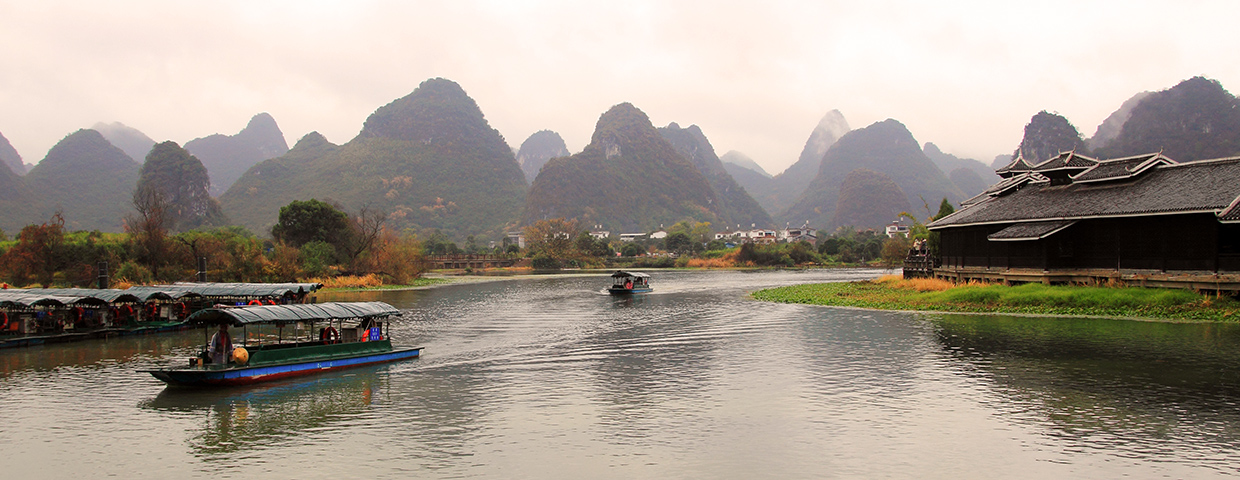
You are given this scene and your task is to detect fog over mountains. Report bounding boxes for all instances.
[92,122,156,163]
[2,75,1239,239]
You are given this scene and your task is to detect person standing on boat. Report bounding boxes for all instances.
[208,324,234,364]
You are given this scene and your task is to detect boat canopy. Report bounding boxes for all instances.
[611,271,650,278]
[0,291,109,308]
[151,282,323,298]
[185,301,400,327]
[121,286,199,301]
[17,288,143,304]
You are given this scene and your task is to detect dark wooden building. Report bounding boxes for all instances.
[927,152,1240,291]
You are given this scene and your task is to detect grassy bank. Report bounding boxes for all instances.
[752,275,1240,322]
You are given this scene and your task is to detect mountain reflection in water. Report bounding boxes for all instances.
[928,314,1240,470]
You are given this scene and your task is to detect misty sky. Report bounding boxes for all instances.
[2,0,1238,175]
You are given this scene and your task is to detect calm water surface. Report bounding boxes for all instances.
[3,269,1240,478]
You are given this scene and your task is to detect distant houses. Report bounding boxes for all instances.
[711,224,816,245]
[885,221,910,238]
[927,152,1240,291]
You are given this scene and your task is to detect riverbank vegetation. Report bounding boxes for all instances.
[752,275,1240,322]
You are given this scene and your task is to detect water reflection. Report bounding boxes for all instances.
[142,367,386,455]
[929,314,1240,470]
[11,270,1240,478]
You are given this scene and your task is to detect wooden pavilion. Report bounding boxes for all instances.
[926,152,1240,292]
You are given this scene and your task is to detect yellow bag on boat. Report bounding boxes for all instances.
[232,347,249,364]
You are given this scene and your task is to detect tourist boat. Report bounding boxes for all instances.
[608,270,653,295]
[141,301,421,387]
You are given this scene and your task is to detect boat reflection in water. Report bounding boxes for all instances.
[141,367,385,455]
[928,313,1240,467]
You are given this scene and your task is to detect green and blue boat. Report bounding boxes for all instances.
[608,270,653,295]
[142,301,421,387]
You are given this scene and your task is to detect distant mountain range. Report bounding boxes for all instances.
[743,111,851,217]
[185,113,289,196]
[922,142,996,198]
[782,119,964,229]
[524,103,719,232]
[658,123,773,229]
[3,75,1240,240]
[221,78,526,239]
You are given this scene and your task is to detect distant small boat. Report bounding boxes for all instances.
[141,302,420,387]
[608,271,653,295]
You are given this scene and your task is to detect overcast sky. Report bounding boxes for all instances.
[2,0,1238,175]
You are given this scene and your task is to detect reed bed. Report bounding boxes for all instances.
[305,274,385,289]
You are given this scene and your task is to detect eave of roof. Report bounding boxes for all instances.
[986,220,1077,241]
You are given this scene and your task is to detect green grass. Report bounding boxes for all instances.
[752,280,1240,322]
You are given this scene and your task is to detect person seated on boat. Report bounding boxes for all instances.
[208,324,234,365]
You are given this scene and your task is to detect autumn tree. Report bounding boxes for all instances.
[126,182,174,280]
[0,212,68,287]
[524,218,580,260]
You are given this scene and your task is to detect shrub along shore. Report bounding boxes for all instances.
[752,275,1240,322]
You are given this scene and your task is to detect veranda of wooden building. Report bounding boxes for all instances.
[926,152,1240,293]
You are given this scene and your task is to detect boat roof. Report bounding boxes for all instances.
[0,291,110,309]
[16,288,144,304]
[185,301,400,327]
[611,270,650,278]
[126,282,322,300]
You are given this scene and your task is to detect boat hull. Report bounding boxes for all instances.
[607,287,653,295]
[143,347,421,387]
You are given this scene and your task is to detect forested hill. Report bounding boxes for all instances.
[658,123,773,229]
[21,129,140,232]
[516,130,569,183]
[1092,76,1240,162]
[221,78,526,239]
[1012,111,1088,164]
[0,131,26,175]
[185,113,290,196]
[782,119,964,230]
[523,103,720,233]
[830,168,911,230]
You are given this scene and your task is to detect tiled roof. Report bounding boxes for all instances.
[1072,153,1174,183]
[929,156,1240,229]
[995,155,1034,177]
[1032,151,1097,173]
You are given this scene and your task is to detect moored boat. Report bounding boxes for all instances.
[141,301,420,387]
[607,270,653,295]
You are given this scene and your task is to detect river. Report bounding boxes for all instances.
[2,269,1239,478]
